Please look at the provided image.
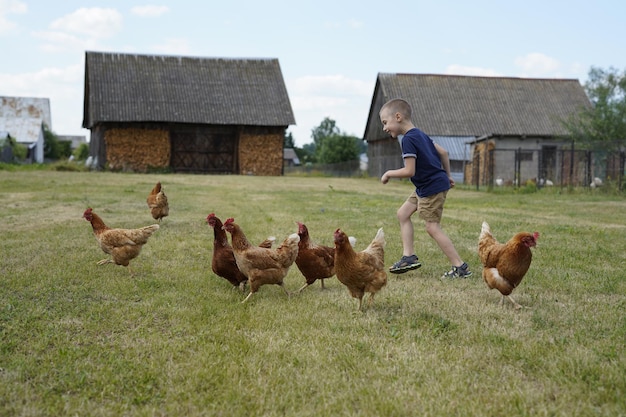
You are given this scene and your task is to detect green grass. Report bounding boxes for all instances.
[0,170,625,416]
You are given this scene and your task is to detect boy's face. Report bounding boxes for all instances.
[379,108,402,139]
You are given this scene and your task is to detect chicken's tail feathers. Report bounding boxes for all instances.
[257,235,276,249]
[375,227,385,244]
[280,233,301,255]
[480,221,492,239]
[284,233,300,245]
[368,227,385,248]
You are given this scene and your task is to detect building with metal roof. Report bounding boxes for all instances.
[0,96,51,163]
[363,73,592,183]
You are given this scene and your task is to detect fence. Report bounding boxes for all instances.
[467,146,625,191]
[284,160,363,177]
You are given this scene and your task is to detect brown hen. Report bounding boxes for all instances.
[295,222,356,293]
[223,218,300,303]
[334,227,386,311]
[83,208,159,276]
[206,213,275,291]
[146,181,169,222]
[478,221,539,309]
[294,222,337,293]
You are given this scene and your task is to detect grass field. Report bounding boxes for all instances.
[1,170,625,416]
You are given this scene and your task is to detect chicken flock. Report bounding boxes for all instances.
[84,181,539,311]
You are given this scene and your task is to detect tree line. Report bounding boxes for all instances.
[284,117,366,165]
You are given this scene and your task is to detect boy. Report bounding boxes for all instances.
[379,98,471,278]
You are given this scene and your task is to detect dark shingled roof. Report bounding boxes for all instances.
[364,73,591,141]
[83,51,295,129]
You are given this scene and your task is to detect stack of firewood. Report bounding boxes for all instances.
[239,133,282,176]
[105,128,170,172]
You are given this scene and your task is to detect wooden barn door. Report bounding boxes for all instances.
[170,128,238,173]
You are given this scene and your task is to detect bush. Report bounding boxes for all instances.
[43,125,72,160]
[73,143,90,161]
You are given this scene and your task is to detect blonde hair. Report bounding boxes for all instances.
[380,98,412,119]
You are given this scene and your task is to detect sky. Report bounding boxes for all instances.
[1,0,625,147]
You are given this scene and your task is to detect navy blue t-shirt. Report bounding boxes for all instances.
[400,128,450,198]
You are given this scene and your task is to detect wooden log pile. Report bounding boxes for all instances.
[239,133,283,176]
[464,140,495,186]
[105,128,170,172]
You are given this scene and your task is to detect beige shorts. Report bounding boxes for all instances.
[406,190,448,223]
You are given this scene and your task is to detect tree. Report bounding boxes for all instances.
[310,117,363,164]
[311,117,340,148]
[317,134,360,164]
[0,135,27,161]
[300,143,317,164]
[564,66,626,152]
[43,125,72,160]
[284,130,295,149]
[73,143,90,161]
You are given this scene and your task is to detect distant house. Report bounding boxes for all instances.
[283,148,300,167]
[0,96,50,163]
[83,51,296,175]
[363,73,592,185]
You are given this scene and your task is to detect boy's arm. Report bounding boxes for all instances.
[434,143,451,174]
[434,143,455,187]
[381,157,415,184]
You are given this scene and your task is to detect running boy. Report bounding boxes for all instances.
[379,98,471,278]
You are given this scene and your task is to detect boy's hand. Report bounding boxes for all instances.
[381,172,390,184]
[449,176,455,188]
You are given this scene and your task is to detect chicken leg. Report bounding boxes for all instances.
[502,294,524,310]
[241,283,290,303]
[96,259,134,276]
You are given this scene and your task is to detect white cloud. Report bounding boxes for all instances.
[444,65,502,77]
[514,52,561,77]
[32,30,100,53]
[347,19,365,29]
[0,0,27,35]
[49,7,123,39]
[130,5,170,18]
[0,0,27,13]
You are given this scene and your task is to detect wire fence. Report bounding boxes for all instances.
[284,160,363,177]
[284,146,626,193]
[467,146,625,191]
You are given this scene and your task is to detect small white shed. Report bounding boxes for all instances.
[0,96,51,163]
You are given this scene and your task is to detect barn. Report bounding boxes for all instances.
[83,51,295,175]
[363,73,592,185]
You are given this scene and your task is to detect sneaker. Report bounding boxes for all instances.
[389,255,422,274]
[441,262,473,279]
